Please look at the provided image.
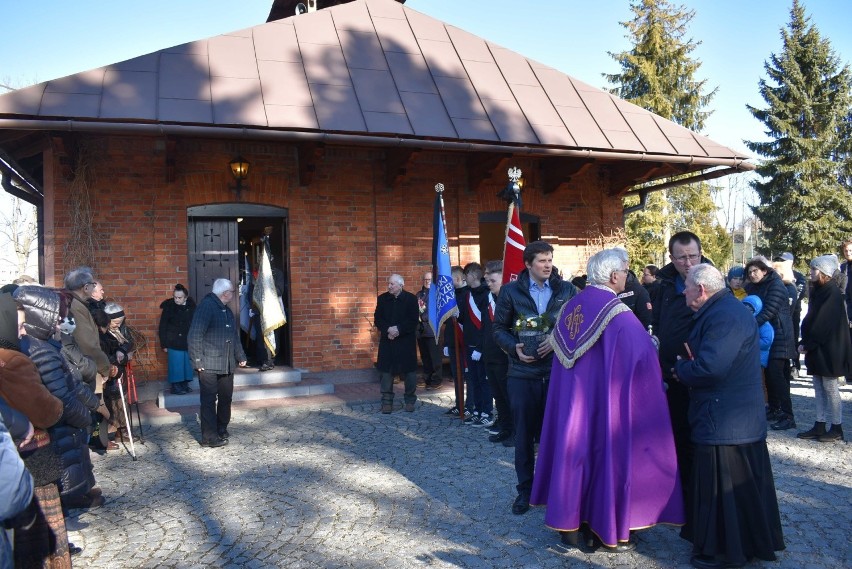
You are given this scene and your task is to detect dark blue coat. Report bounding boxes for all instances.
[492,268,576,380]
[744,269,797,360]
[674,289,766,445]
[651,258,712,380]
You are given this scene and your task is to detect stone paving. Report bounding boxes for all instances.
[68,376,851,568]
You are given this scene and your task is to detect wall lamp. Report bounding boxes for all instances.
[229,155,250,199]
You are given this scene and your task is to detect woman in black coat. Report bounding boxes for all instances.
[744,257,798,430]
[797,255,850,442]
[159,284,196,394]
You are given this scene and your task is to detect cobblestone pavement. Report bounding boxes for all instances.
[68,376,851,568]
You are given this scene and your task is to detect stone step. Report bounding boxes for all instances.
[157,376,334,408]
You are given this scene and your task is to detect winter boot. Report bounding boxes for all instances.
[796,421,826,440]
[818,424,844,442]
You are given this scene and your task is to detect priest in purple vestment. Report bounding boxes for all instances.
[530,248,685,553]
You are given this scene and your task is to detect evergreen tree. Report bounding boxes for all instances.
[746,0,852,264]
[607,0,730,268]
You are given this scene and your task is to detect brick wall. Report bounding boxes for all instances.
[48,134,623,379]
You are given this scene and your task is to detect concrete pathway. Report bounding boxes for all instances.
[67,376,851,568]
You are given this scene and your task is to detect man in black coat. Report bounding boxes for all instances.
[651,230,712,529]
[188,278,247,448]
[375,274,419,414]
[493,241,577,515]
[614,247,652,329]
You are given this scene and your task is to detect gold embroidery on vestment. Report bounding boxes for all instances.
[566,304,584,340]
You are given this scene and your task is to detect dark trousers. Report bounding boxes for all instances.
[486,358,510,433]
[198,371,234,442]
[417,335,442,386]
[379,371,417,405]
[447,346,469,409]
[765,358,793,416]
[508,375,548,496]
[665,378,694,536]
[465,348,493,415]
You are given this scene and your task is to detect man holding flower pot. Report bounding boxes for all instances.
[492,241,577,515]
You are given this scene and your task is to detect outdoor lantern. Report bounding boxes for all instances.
[229,156,250,199]
[229,156,250,180]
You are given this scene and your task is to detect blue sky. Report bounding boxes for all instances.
[1,0,850,158]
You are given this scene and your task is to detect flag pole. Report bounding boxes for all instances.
[435,183,465,420]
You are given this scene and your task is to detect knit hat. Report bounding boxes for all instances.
[727,266,744,280]
[810,254,839,277]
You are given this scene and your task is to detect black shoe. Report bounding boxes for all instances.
[797,421,826,440]
[766,407,782,421]
[511,493,530,515]
[218,430,230,441]
[596,540,636,553]
[259,364,273,372]
[170,384,186,395]
[182,381,193,393]
[489,431,512,443]
[201,438,228,448]
[771,415,796,430]
[690,554,745,569]
[501,433,516,447]
[818,424,844,442]
[69,542,83,556]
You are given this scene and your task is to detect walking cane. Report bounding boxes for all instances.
[116,374,137,460]
[126,361,145,443]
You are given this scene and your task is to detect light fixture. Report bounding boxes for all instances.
[229,156,250,199]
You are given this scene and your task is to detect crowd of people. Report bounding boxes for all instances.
[375,231,848,568]
[1,231,849,567]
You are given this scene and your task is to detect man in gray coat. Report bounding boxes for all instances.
[188,278,247,448]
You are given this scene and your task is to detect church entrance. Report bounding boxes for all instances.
[187,204,291,367]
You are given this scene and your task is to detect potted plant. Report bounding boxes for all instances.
[514,313,554,358]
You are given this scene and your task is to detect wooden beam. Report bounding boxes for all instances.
[466,153,510,193]
[384,148,417,190]
[51,135,77,181]
[296,142,325,188]
[538,157,595,194]
[607,162,689,195]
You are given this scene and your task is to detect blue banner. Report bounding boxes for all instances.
[428,194,458,342]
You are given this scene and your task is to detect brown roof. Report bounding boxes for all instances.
[0,0,748,165]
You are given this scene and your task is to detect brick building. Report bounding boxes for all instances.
[0,0,751,379]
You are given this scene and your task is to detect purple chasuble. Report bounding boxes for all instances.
[530,285,684,545]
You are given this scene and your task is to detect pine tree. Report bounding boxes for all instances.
[746,0,852,264]
[607,0,729,268]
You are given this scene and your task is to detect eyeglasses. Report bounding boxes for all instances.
[673,254,700,264]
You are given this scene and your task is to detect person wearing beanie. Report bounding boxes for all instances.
[797,254,850,442]
[727,266,747,300]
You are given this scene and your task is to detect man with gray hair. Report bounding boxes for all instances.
[63,266,112,383]
[675,264,784,566]
[374,273,419,413]
[531,248,683,552]
[188,278,247,448]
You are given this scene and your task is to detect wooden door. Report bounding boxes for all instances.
[187,217,239,315]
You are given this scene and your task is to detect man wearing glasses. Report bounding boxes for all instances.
[188,278,247,448]
[650,230,711,540]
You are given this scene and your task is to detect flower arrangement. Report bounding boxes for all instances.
[513,313,554,333]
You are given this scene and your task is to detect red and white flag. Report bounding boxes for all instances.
[502,202,526,284]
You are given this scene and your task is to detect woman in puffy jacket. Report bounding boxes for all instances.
[744,257,798,431]
[13,285,101,510]
[158,283,196,394]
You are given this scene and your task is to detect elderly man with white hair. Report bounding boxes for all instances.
[674,264,784,569]
[530,248,684,553]
[374,273,420,414]
[188,278,247,448]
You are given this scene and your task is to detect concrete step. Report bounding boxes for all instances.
[157,376,334,408]
[156,366,323,408]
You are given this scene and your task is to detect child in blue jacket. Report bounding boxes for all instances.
[743,295,774,368]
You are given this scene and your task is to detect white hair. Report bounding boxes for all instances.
[612,246,629,263]
[389,274,404,286]
[586,249,624,285]
[103,302,123,315]
[211,278,233,295]
[688,264,725,294]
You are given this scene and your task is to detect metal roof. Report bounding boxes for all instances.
[0,0,748,165]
